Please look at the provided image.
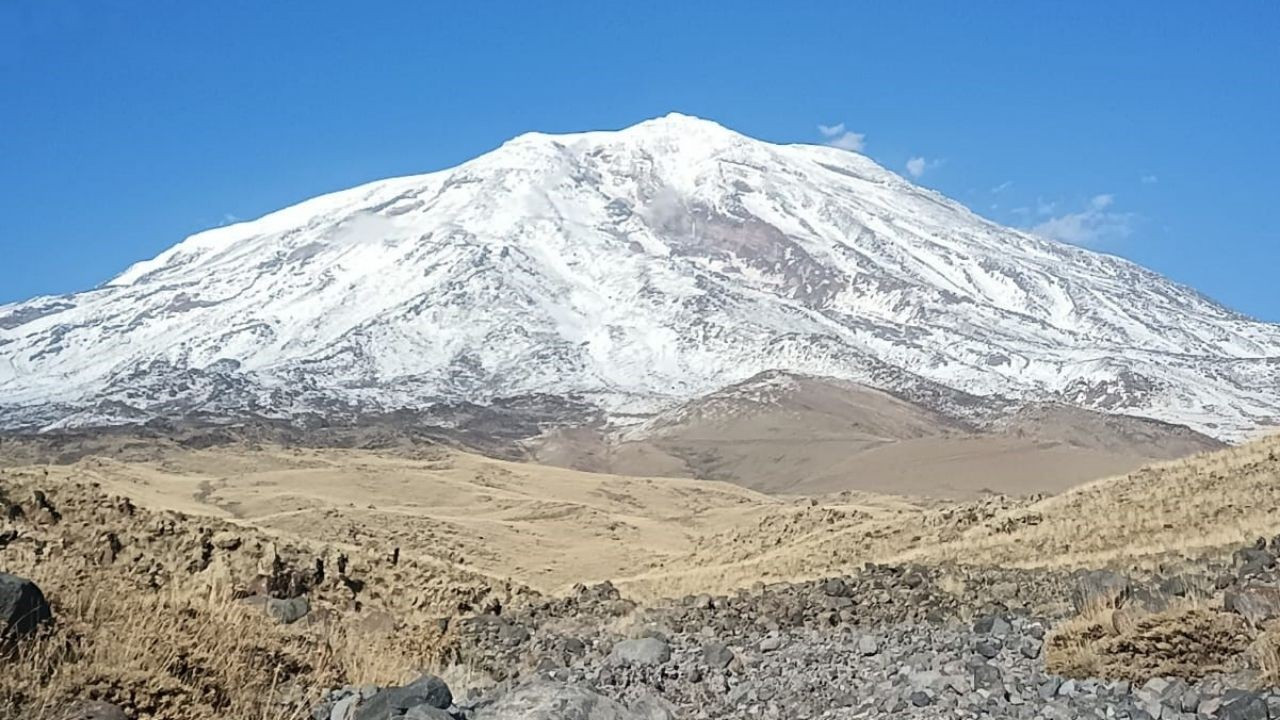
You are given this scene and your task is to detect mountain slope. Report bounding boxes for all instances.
[2,114,1278,437]
[528,371,1224,497]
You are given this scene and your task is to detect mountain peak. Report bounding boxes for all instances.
[631,111,730,130]
[1,117,1278,439]
[496,113,742,157]
[621,112,749,145]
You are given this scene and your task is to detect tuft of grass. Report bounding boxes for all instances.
[1253,625,1280,688]
[1045,604,1252,683]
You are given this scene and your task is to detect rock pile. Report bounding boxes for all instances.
[412,542,1280,719]
[312,674,671,720]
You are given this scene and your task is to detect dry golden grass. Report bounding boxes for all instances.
[0,578,456,720]
[0,466,506,720]
[1045,605,1251,683]
[903,433,1280,570]
[5,432,1278,610]
[612,498,929,600]
[613,434,1280,599]
[8,432,1275,605]
[1,431,1276,715]
[36,444,783,595]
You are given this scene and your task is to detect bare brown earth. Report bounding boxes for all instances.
[529,373,1224,498]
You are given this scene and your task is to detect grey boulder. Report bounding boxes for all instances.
[266,596,311,625]
[353,674,452,720]
[702,641,734,669]
[474,681,666,720]
[1071,570,1131,613]
[0,572,53,638]
[58,701,128,720]
[1225,586,1280,626]
[608,637,670,667]
[403,707,454,720]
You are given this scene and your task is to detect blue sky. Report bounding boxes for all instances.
[2,2,1277,319]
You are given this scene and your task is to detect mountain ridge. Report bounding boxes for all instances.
[526,370,1224,497]
[2,113,1277,438]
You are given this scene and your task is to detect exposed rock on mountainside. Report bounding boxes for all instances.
[0,372,1223,498]
[1,114,1277,439]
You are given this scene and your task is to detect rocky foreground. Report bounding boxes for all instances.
[302,547,1280,720]
[4,458,1280,719]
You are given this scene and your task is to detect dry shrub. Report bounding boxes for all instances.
[1252,624,1280,687]
[0,581,458,720]
[1046,605,1252,683]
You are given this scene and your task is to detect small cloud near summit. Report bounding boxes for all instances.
[818,123,866,152]
[1141,174,1159,184]
[1031,193,1134,247]
[905,156,944,179]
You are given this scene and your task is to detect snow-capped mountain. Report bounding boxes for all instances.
[2,113,1277,439]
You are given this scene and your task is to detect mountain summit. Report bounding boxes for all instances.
[2,115,1277,438]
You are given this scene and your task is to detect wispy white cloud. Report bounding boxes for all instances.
[1031,193,1135,247]
[991,181,1013,194]
[1035,197,1058,216]
[817,122,866,152]
[904,156,946,179]
[1141,174,1159,184]
[828,133,865,151]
